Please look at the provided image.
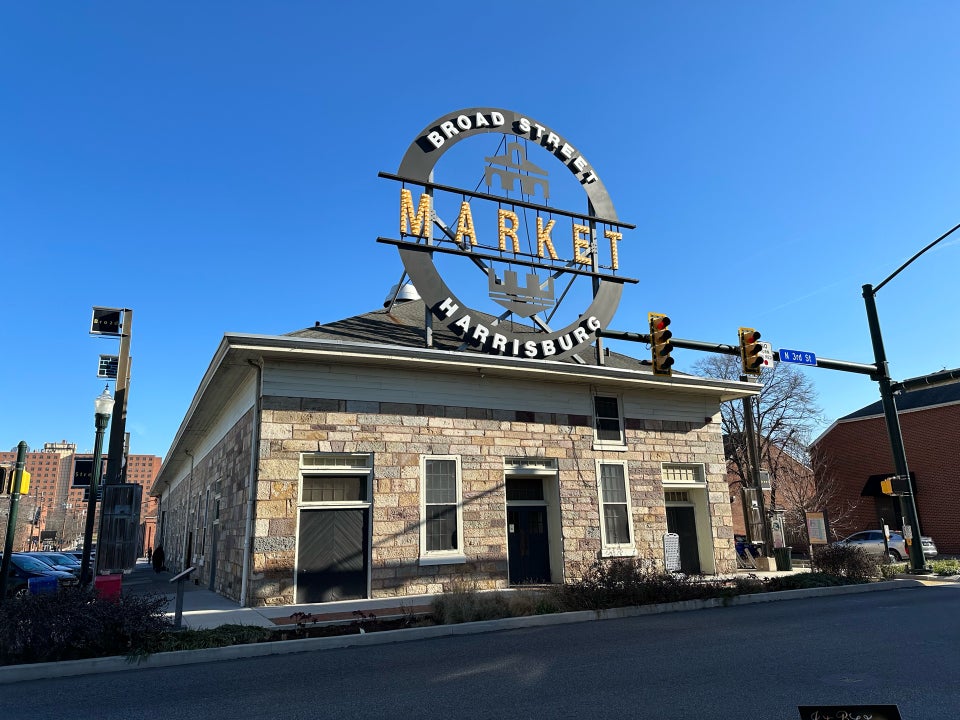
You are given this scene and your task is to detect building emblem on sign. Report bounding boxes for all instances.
[378,107,637,361]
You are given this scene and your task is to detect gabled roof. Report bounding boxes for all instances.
[287,298,650,372]
[154,300,760,494]
[838,382,960,421]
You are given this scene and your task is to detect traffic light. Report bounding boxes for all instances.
[649,312,674,375]
[738,327,764,376]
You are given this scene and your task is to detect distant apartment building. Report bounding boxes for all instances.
[0,442,160,552]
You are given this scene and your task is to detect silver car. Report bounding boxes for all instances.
[839,530,938,561]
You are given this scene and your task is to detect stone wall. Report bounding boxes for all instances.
[160,408,253,603]
[249,396,734,606]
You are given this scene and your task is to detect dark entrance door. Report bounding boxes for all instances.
[666,506,701,574]
[507,507,550,583]
[296,508,368,603]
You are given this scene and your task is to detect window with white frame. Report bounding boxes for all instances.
[661,464,705,485]
[299,454,372,505]
[597,461,635,555]
[421,456,464,563]
[593,395,624,446]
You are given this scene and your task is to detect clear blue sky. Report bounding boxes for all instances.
[3,2,958,459]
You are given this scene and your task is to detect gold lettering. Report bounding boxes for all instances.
[573,223,592,265]
[605,229,622,270]
[399,189,432,237]
[536,217,558,260]
[455,201,477,247]
[498,209,520,253]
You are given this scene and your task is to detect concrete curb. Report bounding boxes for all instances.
[0,579,926,684]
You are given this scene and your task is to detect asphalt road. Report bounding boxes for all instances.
[4,585,958,719]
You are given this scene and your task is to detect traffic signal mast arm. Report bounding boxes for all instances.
[596,330,878,376]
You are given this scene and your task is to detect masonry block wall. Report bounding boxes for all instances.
[160,409,253,603]
[814,403,960,554]
[247,396,735,606]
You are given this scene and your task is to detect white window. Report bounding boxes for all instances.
[299,454,371,506]
[593,395,625,447]
[597,461,635,556]
[420,456,465,565]
[662,464,705,485]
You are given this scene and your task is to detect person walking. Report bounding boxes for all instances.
[147,546,153,564]
[152,544,165,573]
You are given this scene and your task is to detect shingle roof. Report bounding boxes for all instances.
[839,382,960,421]
[286,299,653,373]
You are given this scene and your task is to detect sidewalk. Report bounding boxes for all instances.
[121,560,434,630]
[120,560,814,631]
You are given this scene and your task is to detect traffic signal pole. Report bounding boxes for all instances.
[0,442,28,602]
[863,284,926,573]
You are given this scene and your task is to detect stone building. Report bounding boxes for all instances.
[151,299,757,607]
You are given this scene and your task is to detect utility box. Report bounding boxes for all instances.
[97,484,143,574]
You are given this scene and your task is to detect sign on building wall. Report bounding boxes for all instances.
[379,108,637,361]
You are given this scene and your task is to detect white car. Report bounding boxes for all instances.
[838,530,938,561]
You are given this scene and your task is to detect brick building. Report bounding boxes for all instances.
[151,299,757,607]
[811,383,960,555]
[0,442,160,553]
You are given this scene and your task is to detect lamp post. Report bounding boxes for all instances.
[80,386,115,587]
[862,220,960,573]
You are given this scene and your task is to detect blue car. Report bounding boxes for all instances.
[2,553,78,597]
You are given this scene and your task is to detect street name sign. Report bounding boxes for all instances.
[779,348,817,366]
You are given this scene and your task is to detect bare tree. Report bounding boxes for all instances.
[692,355,851,544]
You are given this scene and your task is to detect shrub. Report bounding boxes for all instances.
[431,580,547,625]
[929,558,960,577]
[0,588,171,666]
[549,558,730,611]
[879,562,908,579]
[811,544,878,582]
[147,624,274,653]
[763,572,847,591]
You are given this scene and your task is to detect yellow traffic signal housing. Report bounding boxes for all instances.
[739,327,764,376]
[649,312,674,375]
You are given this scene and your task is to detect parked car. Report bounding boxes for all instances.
[1,553,77,597]
[837,530,938,561]
[24,551,82,576]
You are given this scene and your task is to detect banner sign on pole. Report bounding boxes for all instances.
[98,355,119,379]
[90,307,124,336]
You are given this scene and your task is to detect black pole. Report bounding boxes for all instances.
[105,309,132,485]
[80,413,110,586]
[862,284,926,572]
[0,442,28,602]
[741,377,774,559]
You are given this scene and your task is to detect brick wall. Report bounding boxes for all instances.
[814,402,960,554]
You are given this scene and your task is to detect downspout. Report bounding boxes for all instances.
[240,358,264,607]
[184,450,194,570]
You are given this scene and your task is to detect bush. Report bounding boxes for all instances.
[763,572,848,591]
[431,580,548,624]
[879,562,908,579]
[549,558,732,611]
[0,588,171,666]
[929,558,960,577]
[811,544,878,582]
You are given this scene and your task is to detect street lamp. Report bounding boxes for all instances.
[863,220,960,573]
[80,385,114,586]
